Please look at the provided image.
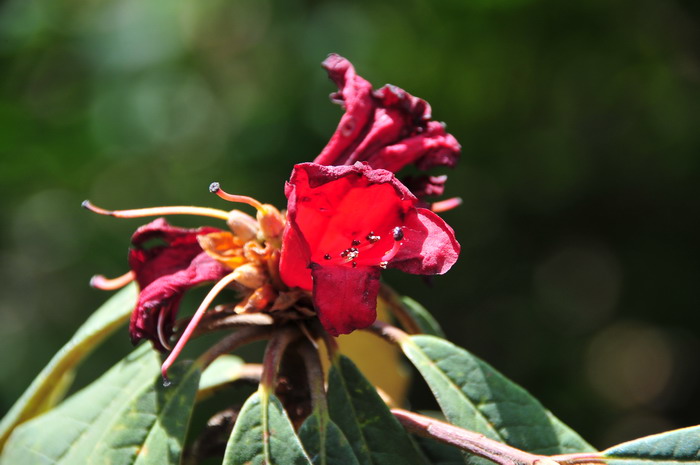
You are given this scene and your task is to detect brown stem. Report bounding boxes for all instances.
[193,312,275,336]
[379,284,422,334]
[197,326,273,370]
[260,327,300,391]
[392,409,605,465]
[297,337,327,412]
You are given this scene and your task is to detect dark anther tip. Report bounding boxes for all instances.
[81,200,91,209]
[209,182,220,193]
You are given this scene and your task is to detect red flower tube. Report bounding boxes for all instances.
[279,162,460,336]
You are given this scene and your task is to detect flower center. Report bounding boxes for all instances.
[321,226,404,269]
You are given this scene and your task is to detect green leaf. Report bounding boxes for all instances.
[1,344,201,465]
[327,355,429,465]
[0,284,138,449]
[603,425,700,465]
[197,355,245,399]
[401,297,446,338]
[299,408,360,465]
[223,389,312,465]
[400,335,594,457]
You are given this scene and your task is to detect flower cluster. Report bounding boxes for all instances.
[86,55,461,375]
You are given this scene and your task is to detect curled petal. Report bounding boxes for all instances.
[128,218,229,351]
[313,54,460,198]
[389,208,460,276]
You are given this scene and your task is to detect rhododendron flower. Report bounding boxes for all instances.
[314,54,461,199]
[279,162,460,336]
[127,219,228,351]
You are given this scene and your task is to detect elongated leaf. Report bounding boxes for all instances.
[401,297,445,337]
[0,284,138,448]
[299,408,360,465]
[401,336,594,457]
[223,390,312,465]
[327,355,429,465]
[1,344,201,465]
[603,425,700,465]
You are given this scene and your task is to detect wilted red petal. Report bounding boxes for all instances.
[313,54,460,194]
[310,263,380,336]
[128,218,229,351]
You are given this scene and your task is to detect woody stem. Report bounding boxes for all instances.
[392,409,604,465]
[297,337,327,412]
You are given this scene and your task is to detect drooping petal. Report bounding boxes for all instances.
[389,208,460,275]
[310,263,381,336]
[128,218,229,351]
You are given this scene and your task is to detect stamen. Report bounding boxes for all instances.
[431,197,463,213]
[160,271,239,380]
[82,200,230,221]
[351,239,361,246]
[209,182,264,211]
[90,270,135,290]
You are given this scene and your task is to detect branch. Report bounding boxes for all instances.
[392,409,605,465]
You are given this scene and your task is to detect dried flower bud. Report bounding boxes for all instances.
[257,204,285,240]
[227,210,259,242]
[232,263,267,289]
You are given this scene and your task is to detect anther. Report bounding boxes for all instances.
[366,232,381,243]
[209,182,221,193]
[352,261,357,268]
[393,227,404,241]
[324,254,332,260]
[351,239,361,246]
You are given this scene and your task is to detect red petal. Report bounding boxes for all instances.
[390,208,460,275]
[128,219,229,351]
[310,263,380,336]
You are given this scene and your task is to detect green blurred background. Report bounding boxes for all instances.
[1,0,699,449]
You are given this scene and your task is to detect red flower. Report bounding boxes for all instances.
[314,54,461,198]
[279,162,460,336]
[128,218,229,351]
